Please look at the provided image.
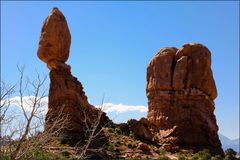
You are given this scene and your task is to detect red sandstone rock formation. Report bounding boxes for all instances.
[37,8,223,156]
[37,7,71,70]
[146,43,223,155]
[117,118,155,144]
[46,67,110,144]
[37,8,110,145]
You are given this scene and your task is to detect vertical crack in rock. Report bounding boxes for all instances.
[146,43,223,155]
[173,56,188,90]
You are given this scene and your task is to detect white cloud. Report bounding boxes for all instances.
[1,96,48,114]
[1,96,148,114]
[95,103,148,113]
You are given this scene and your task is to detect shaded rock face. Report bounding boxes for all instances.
[46,67,110,145]
[117,118,155,144]
[146,43,223,155]
[37,8,110,145]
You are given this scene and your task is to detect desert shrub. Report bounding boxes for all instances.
[127,142,136,148]
[108,127,115,133]
[115,128,122,135]
[224,148,237,160]
[114,143,120,147]
[0,145,65,160]
[225,148,237,157]
[158,149,167,155]
[116,140,122,145]
[27,151,69,160]
[178,153,188,160]
[0,155,11,160]
[61,150,71,157]
[159,156,171,160]
[129,131,134,138]
[192,149,211,160]
[51,139,68,147]
[224,155,235,160]
[108,143,115,151]
[33,152,54,160]
[212,155,223,160]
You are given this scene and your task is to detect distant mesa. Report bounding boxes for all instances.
[146,43,223,155]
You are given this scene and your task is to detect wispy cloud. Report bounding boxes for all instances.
[95,103,148,113]
[1,96,148,114]
[1,96,48,114]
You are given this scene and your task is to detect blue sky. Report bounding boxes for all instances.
[1,1,239,139]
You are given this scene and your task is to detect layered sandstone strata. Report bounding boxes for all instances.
[146,43,223,155]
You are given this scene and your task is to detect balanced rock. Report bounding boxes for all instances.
[146,43,223,155]
[37,7,71,70]
[37,8,110,145]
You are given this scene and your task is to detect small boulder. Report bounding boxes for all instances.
[127,118,154,143]
[138,142,150,151]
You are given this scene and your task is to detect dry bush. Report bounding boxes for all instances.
[1,67,112,159]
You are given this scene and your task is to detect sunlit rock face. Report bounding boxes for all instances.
[37,7,71,70]
[37,8,110,145]
[146,43,223,155]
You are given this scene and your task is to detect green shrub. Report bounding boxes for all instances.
[30,151,69,160]
[129,131,134,138]
[0,155,11,160]
[115,128,122,135]
[159,156,171,160]
[33,152,54,160]
[158,149,167,155]
[178,153,188,160]
[0,150,69,160]
[224,148,237,160]
[61,150,71,157]
[108,144,115,151]
[108,127,115,133]
[224,155,235,160]
[225,148,237,157]
[212,155,223,160]
[192,149,211,160]
[127,142,136,148]
[114,143,120,147]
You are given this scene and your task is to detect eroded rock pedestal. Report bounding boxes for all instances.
[146,43,223,155]
[46,67,110,145]
[37,8,110,145]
